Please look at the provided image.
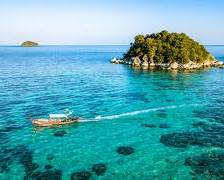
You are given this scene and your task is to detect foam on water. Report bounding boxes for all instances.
[94,104,203,120]
[79,119,100,122]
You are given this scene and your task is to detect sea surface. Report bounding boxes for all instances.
[0,45,224,179]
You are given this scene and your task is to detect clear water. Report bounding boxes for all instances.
[0,45,224,179]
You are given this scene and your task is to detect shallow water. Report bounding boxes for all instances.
[0,45,224,179]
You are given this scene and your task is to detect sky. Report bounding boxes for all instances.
[0,0,224,45]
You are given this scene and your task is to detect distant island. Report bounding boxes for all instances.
[21,41,39,47]
[111,31,223,70]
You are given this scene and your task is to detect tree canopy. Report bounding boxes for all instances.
[123,31,214,64]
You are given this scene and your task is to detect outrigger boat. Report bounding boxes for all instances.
[32,112,80,127]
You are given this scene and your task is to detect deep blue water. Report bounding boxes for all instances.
[0,45,224,179]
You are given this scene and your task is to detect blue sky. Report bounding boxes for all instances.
[0,0,223,45]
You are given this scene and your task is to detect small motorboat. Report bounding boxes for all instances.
[32,113,79,127]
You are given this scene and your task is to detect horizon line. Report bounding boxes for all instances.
[0,44,224,46]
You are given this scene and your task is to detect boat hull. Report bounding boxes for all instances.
[32,118,79,127]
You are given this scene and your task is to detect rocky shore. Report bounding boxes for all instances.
[111,56,224,70]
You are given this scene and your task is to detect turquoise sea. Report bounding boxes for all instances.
[0,45,224,180]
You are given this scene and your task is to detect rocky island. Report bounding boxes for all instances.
[111,31,223,70]
[21,41,39,47]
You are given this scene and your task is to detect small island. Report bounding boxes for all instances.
[111,31,223,70]
[21,41,39,47]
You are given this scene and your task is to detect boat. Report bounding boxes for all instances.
[32,113,80,127]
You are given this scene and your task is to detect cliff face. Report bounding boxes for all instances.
[111,31,224,70]
[21,41,38,47]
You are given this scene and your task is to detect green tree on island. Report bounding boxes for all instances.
[123,31,214,64]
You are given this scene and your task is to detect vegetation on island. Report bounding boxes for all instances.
[123,31,214,64]
[21,41,39,47]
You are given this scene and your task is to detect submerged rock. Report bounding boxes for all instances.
[0,163,10,173]
[92,163,107,176]
[141,124,157,128]
[45,164,53,169]
[71,171,92,180]
[192,121,208,128]
[54,130,67,137]
[157,112,167,118]
[117,146,135,155]
[0,145,42,178]
[20,154,39,176]
[30,169,62,180]
[160,133,191,148]
[0,147,13,173]
[160,122,224,148]
[158,124,170,128]
[185,151,224,179]
[194,107,224,124]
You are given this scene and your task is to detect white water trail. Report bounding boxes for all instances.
[94,103,202,120]
[78,119,100,122]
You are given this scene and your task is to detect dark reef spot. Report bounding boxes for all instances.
[160,116,224,149]
[157,112,167,118]
[0,163,10,173]
[159,124,170,128]
[0,147,14,173]
[45,164,53,169]
[185,151,224,179]
[92,163,107,176]
[160,133,190,148]
[160,130,224,148]
[194,107,224,124]
[71,171,92,180]
[46,154,55,161]
[29,169,62,180]
[166,99,173,102]
[141,124,157,128]
[117,146,135,156]
[54,130,67,137]
[16,146,39,176]
[192,121,208,128]
[0,145,41,178]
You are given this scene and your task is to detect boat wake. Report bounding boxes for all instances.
[78,119,100,123]
[94,103,203,120]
